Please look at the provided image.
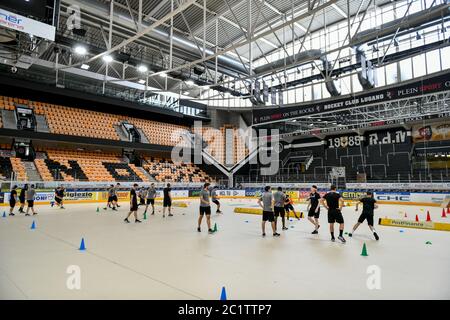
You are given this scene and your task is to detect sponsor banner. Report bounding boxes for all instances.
[412,121,450,142]
[339,190,368,200]
[374,192,411,203]
[346,182,450,191]
[155,190,189,198]
[379,218,450,232]
[253,71,450,125]
[241,183,331,189]
[63,191,97,201]
[189,190,201,197]
[215,190,246,197]
[0,8,56,41]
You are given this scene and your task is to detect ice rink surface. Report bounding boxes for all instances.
[1,198,449,300]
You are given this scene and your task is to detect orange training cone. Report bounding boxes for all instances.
[426,211,431,222]
[415,214,419,222]
[447,207,450,214]
[442,208,446,218]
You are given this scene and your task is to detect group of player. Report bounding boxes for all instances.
[8,181,379,241]
[257,184,380,242]
[8,184,67,216]
[195,182,379,241]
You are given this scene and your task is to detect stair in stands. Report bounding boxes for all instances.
[22,160,42,181]
[113,124,130,141]
[136,128,149,144]
[1,110,17,129]
[135,166,157,182]
[35,115,50,133]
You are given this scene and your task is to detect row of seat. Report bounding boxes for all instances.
[0,96,189,146]
[143,157,213,183]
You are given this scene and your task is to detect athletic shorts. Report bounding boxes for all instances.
[27,200,34,208]
[112,195,118,202]
[199,206,211,216]
[274,206,285,217]
[284,204,294,212]
[130,203,138,211]
[55,197,62,204]
[9,200,16,208]
[107,196,113,203]
[146,199,155,205]
[328,209,344,224]
[358,212,374,226]
[262,210,275,222]
[139,198,145,205]
[212,199,220,205]
[163,198,171,207]
[308,207,320,219]
[19,197,25,204]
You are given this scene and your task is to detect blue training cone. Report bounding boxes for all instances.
[30,221,36,229]
[2,211,6,218]
[79,238,86,251]
[220,286,227,300]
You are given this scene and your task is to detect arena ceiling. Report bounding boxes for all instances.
[0,0,392,98]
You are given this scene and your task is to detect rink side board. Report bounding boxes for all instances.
[378,218,450,232]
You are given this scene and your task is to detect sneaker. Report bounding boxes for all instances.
[168,213,174,217]
[311,230,318,234]
[60,206,65,209]
[9,213,15,216]
[103,207,107,210]
[124,218,130,223]
[25,213,30,216]
[117,205,120,208]
[374,232,379,241]
[162,214,165,218]
[338,236,346,243]
[208,229,214,234]
[331,237,335,242]
[197,227,201,232]
[282,227,288,230]
[135,219,142,223]
[112,207,117,211]
[262,233,266,237]
[348,233,353,237]
[33,212,38,215]
[273,233,281,237]
[151,211,155,215]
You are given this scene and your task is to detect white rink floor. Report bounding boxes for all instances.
[0,198,449,300]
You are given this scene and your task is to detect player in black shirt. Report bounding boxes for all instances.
[321,185,346,243]
[162,183,173,218]
[54,186,65,209]
[9,185,18,216]
[349,191,379,240]
[18,183,28,213]
[307,185,321,234]
[124,183,141,223]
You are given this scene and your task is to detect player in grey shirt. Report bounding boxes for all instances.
[144,183,157,215]
[198,183,214,233]
[273,187,287,231]
[257,186,280,237]
[25,184,37,216]
[211,186,222,214]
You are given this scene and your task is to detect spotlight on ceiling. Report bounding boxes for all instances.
[160,72,167,78]
[80,64,90,70]
[185,80,194,86]
[102,54,113,63]
[137,65,148,73]
[183,91,190,95]
[74,45,87,55]
[138,79,146,84]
